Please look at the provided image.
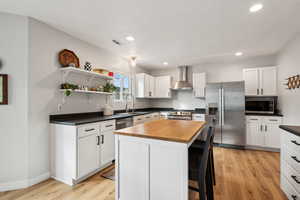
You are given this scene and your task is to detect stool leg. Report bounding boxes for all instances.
[206,159,214,200]
[210,148,216,186]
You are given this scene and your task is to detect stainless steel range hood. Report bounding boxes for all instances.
[173,66,193,90]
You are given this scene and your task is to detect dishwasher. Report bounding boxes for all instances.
[116,117,133,130]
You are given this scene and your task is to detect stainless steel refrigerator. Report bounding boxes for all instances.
[206,81,246,147]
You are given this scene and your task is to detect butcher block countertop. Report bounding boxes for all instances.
[114,119,206,143]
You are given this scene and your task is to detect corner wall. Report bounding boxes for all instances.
[0,12,29,191]
[277,34,300,124]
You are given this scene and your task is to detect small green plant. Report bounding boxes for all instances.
[61,83,79,96]
[103,83,117,93]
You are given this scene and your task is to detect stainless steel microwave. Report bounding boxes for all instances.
[245,97,277,114]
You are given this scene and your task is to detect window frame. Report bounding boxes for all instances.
[113,72,132,102]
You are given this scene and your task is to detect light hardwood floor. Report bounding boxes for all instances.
[0,147,287,200]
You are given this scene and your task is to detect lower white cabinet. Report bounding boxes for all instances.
[78,132,99,178]
[133,113,160,125]
[281,130,300,199]
[192,114,205,121]
[50,120,116,186]
[246,116,282,149]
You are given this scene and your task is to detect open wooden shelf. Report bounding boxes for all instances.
[60,89,113,95]
[60,67,113,80]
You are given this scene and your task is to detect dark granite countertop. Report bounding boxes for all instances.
[245,113,283,117]
[279,125,300,137]
[50,111,153,126]
[50,107,207,126]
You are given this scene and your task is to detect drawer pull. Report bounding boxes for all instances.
[269,119,278,122]
[97,136,100,145]
[105,125,113,128]
[291,195,298,200]
[291,140,300,146]
[291,156,300,163]
[250,119,258,121]
[85,128,95,132]
[291,175,300,184]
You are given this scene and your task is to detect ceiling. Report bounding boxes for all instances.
[0,0,300,69]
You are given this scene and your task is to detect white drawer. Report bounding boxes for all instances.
[281,175,300,200]
[151,112,160,119]
[284,163,300,193]
[284,147,300,175]
[263,116,282,124]
[100,120,115,132]
[144,114,153,121]
[133,115,145,123]
[78,124,99,138]
[284,132,300,154]
[246,116,262,123]
[192,114,205,121]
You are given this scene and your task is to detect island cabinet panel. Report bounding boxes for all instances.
[116,135,189,200]
[118,140,150,200]
[150,145,187,200]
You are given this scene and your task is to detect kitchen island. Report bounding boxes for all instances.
[114,119,206,200]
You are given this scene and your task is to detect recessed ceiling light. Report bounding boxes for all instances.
[235,52,243,56]
[125,36,135,41]
[163,62,168,66]
[250,3,263,13]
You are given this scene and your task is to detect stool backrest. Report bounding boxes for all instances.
[199,126,214,179]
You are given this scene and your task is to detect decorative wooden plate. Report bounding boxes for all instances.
[58,49,80,68]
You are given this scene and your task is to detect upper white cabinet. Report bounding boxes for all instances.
[193,72,206,98]
[243,66,277,96]
[155,76,171,98]
[136,73,171,98]
[246,116,282,149]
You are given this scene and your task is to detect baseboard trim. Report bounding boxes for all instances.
[0,172,50,192]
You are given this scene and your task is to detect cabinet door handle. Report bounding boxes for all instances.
[101,135,104,144]
[97,136,100,145]
[269,119,278,122]
[291,156,300,163]
[257,89,259,95]
[265,125,267,132]
[260,125,263,132]
[261,88,263,95]
[105,125,113,128]
[85,128,95,132]
[291,195,298,200]
[291,175,300,184]
[291,140,300,146]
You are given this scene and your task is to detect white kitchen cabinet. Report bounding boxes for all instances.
[192,114,205,121]
[246,116,282,149]
[260,67,277,96]
[155,76,171,98]
[246,117,264,146]
[243,68,260,96]
[78,132,99,178]
[136,73,171,98]
[50,120,116,186]
[100,130,115,165]
[243,66,277,96]
[192,73,206,98]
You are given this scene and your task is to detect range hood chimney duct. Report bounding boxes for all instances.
[173,66,193,90]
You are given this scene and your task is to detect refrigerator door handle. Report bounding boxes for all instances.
[218,88,222,126]
[221,88,225,126]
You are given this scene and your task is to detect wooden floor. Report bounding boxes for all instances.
[0,147,287,200]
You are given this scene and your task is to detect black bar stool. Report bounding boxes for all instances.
[188,126,215,200]
[191,126,216,186]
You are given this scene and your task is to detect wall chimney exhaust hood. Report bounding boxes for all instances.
[173,66,193,90]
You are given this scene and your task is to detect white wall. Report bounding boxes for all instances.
[148,54,277,109]
[0,13,29,190]
[277,34,300,125]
